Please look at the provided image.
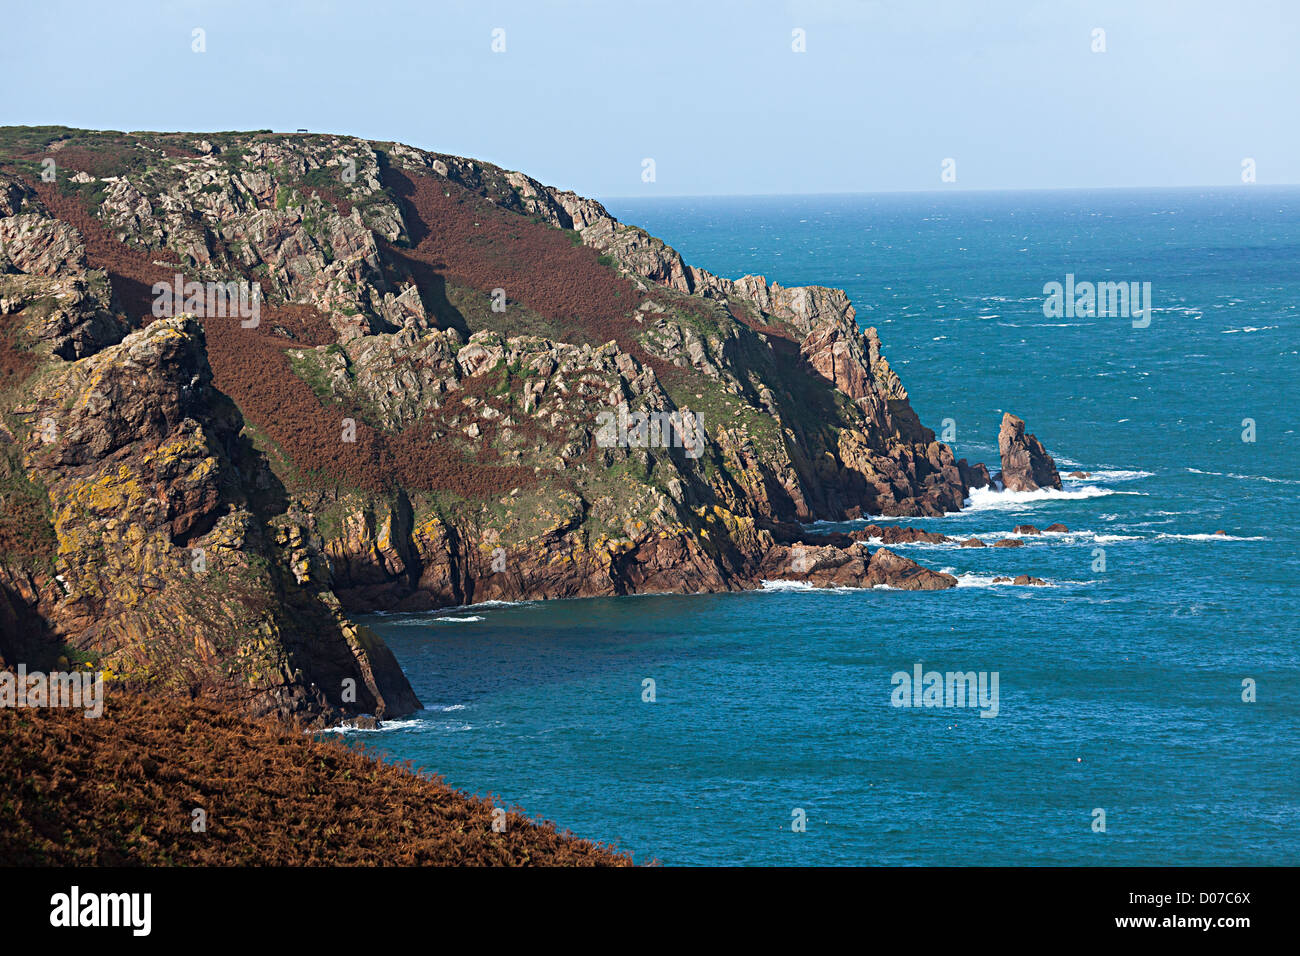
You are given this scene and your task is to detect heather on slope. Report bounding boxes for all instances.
[0,692,631,866]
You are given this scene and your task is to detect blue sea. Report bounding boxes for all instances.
[347,188,1299,865]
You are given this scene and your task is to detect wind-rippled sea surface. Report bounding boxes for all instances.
[350,188,1299,865]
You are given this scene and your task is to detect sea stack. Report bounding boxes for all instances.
[996,413,1062,492]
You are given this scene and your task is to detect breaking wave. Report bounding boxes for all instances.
[1062,469,1154,482]
[382,614,486,626]
[758,579,862,593]
[318,717,427,735]
[962,485,1139,512]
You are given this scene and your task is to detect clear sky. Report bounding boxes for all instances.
[5,0,1298,197]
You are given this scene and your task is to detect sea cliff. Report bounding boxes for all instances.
[0,127,1021,726]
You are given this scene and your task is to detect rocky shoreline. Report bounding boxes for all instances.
[0,127,1064,727]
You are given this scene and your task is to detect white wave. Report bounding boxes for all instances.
[1221,326,1278,334]
[993,527,1259,544]
[760,578,817,591]
[1187,468,1300,485]
[855,535,959,548]
[1063,469,1153,482]
[1152,305,1204,320]
[318,717,427,734]
[962,484,1136,512]
[381,614,485,626]
[958,527,1095,542]
[758,579,861,593]
[950,572,1056,589]
[953,572,1003,588]
[987,529,1259,544]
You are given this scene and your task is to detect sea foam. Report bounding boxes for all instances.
[962,484,1137,512]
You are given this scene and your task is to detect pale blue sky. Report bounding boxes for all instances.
[6,0,1298,197]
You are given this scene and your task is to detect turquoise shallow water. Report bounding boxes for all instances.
[349,188,1299,865]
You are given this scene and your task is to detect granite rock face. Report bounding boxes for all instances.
[996,413,1061,492]
[9,316,419,725]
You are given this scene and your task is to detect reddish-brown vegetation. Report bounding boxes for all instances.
[727,299,796,342]
[0,691,633,865]
[5,150,727,500]
[0,454,55,558]
[19,178,538,497]
[0,313,38,394]
[383,167,648,354]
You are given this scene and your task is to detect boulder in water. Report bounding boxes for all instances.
[997,413,1062,492]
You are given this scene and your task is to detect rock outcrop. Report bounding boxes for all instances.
[761,542,956,591]
[10,315,419,725]
[996,413,1061,492]
[847,525,951,545]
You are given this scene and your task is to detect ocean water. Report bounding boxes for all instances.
[349,188,1299,865]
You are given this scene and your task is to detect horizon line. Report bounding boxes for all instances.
[594,182,1300,202]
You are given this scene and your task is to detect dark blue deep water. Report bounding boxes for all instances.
[347,188,1299,865]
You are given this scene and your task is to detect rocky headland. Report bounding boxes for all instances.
[0,127,1065,727]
